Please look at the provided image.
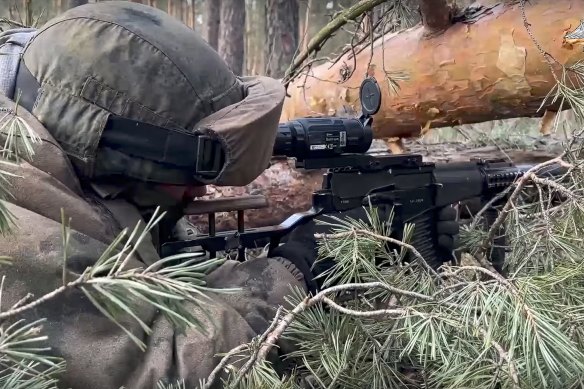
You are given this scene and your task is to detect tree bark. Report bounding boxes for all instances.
[280,0,584,139]
[264,0,299,78]
[189,0,196,29]
[176,0,184,23]
[204,0,221,49]
[246,0,266,75]
[218,0,246,75]
[22,0,32,26]
[54,0,62,14]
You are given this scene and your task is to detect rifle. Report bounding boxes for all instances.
[161,78,565,269]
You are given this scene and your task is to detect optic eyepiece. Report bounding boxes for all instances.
[273,76,380,160]
[273,117,372,160]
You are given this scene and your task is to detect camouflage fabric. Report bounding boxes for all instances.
[0,92,307,387]
[0,27,36,97]
[21,1,284,187]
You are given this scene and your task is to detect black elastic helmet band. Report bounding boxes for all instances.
[100,115,225,179]
[13,57,224,180]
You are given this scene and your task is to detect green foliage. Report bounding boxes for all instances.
[214,112,584,388]
[0,206,231,387]
[233,185,584,388]
[284,291,416,389]
[156,379,187,389]
[0,103,41,234]
[2,2,584,389]
[0,361,64,389]
[0,311,64,389]
[313,205,396,288]
[223,361,299,389]
[0,104,41,163]
[75,206,233,351]
[0,163,17,234]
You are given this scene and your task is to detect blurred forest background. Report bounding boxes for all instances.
[0,0,393,79]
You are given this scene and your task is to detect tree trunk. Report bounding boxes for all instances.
[218,0,246,75]
[280,0,584,140]
[189,1,196,29]
[66,0,87,9]
[264,0,299,78]
[419,0,457,33]
[22,0,32,26]
[298,0,310,51]
[54,0,62,14]
[204,0,221,49]
[246,0,266,75]
[176,0,184,23]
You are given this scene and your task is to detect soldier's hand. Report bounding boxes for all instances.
[269,219,319,292]
[270,205,462,292]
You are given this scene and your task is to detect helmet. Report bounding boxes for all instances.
[15,1,284,187]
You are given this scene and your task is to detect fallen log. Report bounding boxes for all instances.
[188,140,564,233]
[280,0,584,139]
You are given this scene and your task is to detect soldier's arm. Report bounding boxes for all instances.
[0,201,306,388]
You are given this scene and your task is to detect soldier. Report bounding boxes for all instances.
[0,2,458,388]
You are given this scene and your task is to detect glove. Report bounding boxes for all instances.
[270,205,460,292]
[270,206,375,292]
[436,205,460,256]
[270,219,320,293]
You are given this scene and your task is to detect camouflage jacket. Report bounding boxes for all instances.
[0,93,306,388]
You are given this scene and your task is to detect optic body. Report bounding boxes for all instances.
[274,117,373,160]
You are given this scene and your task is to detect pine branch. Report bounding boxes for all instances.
[480,157,573,253]
[0,101,42,163]
[0,207,234,352]
[225,274,530,387]
[0,283,77,322]
[0,360,65,389]
[283,0,390,88]
[201,344,249,389]
[156,379,187,389]
[232,281,434,380]
[315,228,439,277]
[222,190,584,387]
[0,98,42,235]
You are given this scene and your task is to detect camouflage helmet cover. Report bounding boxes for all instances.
[19,1,284,186]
